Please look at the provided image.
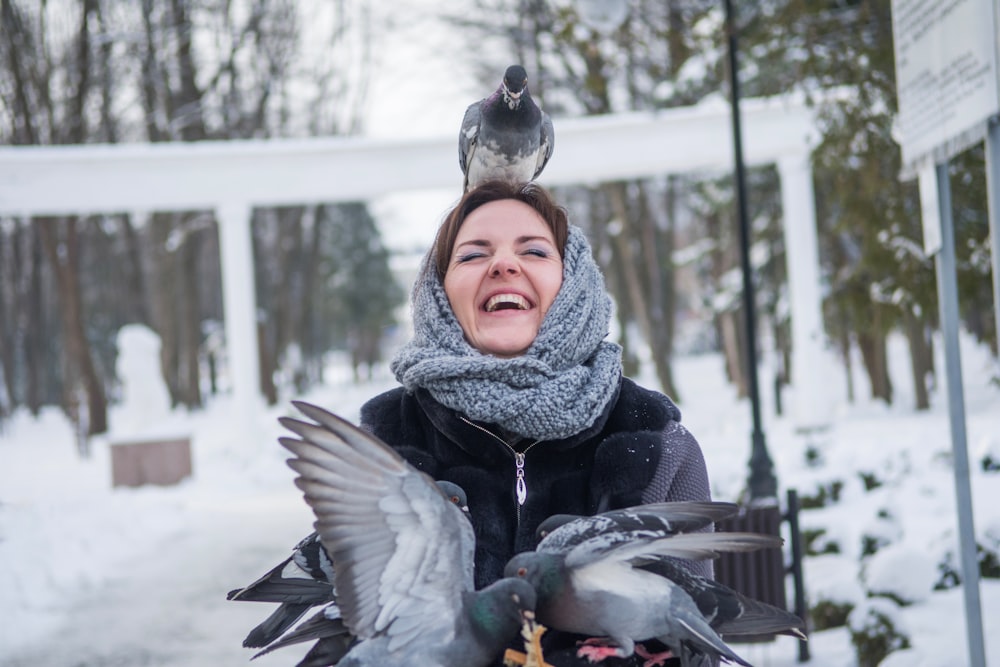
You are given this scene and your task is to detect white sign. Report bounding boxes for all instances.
[891,0,1000,172]
[918,163,943,255]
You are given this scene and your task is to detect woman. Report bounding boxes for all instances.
[360,179,713,666]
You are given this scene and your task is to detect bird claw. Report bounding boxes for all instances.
[634,643,675,667]
[575,637,627,663]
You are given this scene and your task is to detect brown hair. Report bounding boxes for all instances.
[432,180,569,281]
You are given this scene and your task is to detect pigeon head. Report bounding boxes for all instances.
[504,552,567,600]
[436,479,470,514]
[465,577,537,643]
[502,65,529,109]
[535,513,580,540]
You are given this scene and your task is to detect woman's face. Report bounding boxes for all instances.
[443,199,564,358]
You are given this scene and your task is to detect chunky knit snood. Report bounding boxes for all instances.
[390,225,622,441]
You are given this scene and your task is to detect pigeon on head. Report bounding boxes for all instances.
[276,401,535,667]
[459,64,554,191]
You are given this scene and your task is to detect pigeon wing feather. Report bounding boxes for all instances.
[537,501,739,554]
[534,109,554,179]
[279,402,474,654]
[459,101,482,182]
[563,530,782,569]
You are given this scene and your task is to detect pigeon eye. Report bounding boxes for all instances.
[451,495,460,503]
[517,567,527,577]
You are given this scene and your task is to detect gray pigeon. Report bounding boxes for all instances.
[459,64,554,191]
[504,502,786,666]
[251,602,353,667]
[277,401,536,667]
[227,531,335,648]
[228,482,469,652]
[536,509,807,662]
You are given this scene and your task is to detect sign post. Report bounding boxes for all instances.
[891,1,998,664]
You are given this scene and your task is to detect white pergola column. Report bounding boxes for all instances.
[215,201,262,437]
[777,154,830,432]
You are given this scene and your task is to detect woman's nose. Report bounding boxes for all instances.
[489,253,521,277]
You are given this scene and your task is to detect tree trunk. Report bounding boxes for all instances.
[0,223,16,414]
[176,225,202,408]
[604,182,656,376]
[148,213,181,406]
[36,217,108,438]
[857,328,892,404]
[705,206,747,396]
[24,225,45,414]
[902,308,932,410]
[296,206,324,391]
[719,310,747,397]
[589,189,640,377]
[168,0,207,141]
[258,320,278,405]
[640,178,679,399]
[120,215,150,325]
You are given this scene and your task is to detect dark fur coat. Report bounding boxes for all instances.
[360,377,706,667]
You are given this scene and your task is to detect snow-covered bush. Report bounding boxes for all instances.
[848,597,911,667]
[980,518,1000,579]
[937,538,1000,588]
[804,444,824,468]
[858,470,883,491]
[803,527,841,556]
[811,598,854,631]
[799,479,844,509]
[807,554,864,630]
[976,433,1000,472]
[862,543,937,605]
[859,508,901,558]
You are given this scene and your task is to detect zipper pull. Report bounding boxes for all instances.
[514,452,527,505]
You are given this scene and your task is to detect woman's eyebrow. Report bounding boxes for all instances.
[516,235,555,245]
[454,238,492,250]
[454,235,554,250]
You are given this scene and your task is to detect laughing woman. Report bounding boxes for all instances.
[360,179,713,666]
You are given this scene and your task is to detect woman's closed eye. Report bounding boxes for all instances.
[455,252,487,264]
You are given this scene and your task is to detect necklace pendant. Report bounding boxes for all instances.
[515,452,527,505]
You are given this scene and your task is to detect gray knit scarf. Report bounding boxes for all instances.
[390,225,622,441]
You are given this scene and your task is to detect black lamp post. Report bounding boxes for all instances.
[577,0,778,501]
[722,0,777,501]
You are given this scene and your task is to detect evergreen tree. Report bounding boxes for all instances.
[322,203,405,382]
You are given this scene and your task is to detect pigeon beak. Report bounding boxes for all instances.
[521,609,536,621]
[502,82,524,101]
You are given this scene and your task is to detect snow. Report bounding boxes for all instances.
[112,325,174,439]
[862,544,938,605]
[1,325,998,666]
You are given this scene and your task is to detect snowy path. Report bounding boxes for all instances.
[1,487,317,667]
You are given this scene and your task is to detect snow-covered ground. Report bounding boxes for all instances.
[1,330,998,667]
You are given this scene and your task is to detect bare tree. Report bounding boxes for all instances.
[37,217,109,438]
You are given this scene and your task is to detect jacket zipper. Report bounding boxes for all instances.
[459,416,541,524]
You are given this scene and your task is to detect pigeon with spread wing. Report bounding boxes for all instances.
[227,480,469,653]
[505,502,789,666]
[277,401,535,667]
